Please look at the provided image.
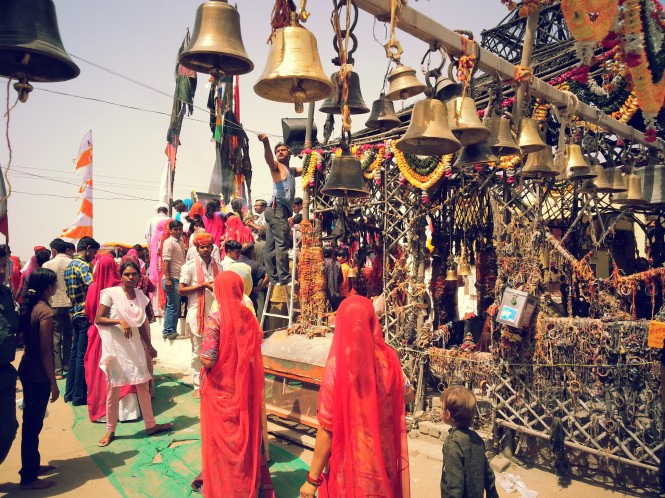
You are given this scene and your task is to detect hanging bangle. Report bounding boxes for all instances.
[306,473,322,487]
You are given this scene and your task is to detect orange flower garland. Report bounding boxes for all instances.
[392,141,452,191]
[561,0,618,43]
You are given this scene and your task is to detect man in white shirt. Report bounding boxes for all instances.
[221,240,242,270]
[186,219,222,266]
[145,202,169,245]
[42,238,72,379]
[178,232,221,398]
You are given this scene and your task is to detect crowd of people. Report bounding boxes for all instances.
[0,138,501,497]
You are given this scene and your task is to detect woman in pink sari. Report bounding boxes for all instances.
[202,199,226,248]
[198,271,273,497]
[300,296,411,498]
[83,255,139,423]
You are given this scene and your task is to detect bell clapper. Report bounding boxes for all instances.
[13,76,33,103]
[291,80,307,113]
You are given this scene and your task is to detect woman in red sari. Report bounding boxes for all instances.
[199,271,273,498]
[83,255,137,423]
[300,296,411,498]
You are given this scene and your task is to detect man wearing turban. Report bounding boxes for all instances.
[178,233,221,398]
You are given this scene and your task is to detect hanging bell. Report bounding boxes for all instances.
[485,117,521,156]
[0,0,79,102]
[433,66,463,102]
[517,118,546,154]
[624,173,647,206]
[385,63,427,101]
[319,71,369,114]
[579,178,597,194]
[453,140,499,168]
[458,261,471,277]
[178,0,253,75]
[521,146,558,178]
[365,93,401,131]
[606,168,628,193]
[566,144,591,170]
[254,14,333,113]
[568,166,596,181]
[395,98,462,156]
[592,165,613,192]
[445,268,458,281]
[320,152,370,198]
[446,97,490,146]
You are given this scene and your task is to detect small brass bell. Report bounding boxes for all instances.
[606,168,628,192]
[445,268,458,281]
[321,151,370,198]
[385,63,427,101]
[458,261,471,277]
[319,71,369,114]
[579,178,597,194]
[624,173,647,206]
[485,117,521,156]
[396,98,462,156]
[517,118,546,154]
[178,0,254,75]
[568,166,596,181]
[434,65,463,102]
[365,93,401,131]
[453,140,499,168]
[566,144,590,170]
[592,165,613,192]
[0,0,80,102]
[521,146,558,178]
[446,97,490,146]
[254,14,333,113]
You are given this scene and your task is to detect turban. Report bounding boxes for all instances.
[189,202,205,218]
[192,232,215,247]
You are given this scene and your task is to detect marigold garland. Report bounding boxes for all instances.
[392,140,452,191]
[561,0,618,43]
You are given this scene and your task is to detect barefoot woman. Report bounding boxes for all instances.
[95,260,172,447]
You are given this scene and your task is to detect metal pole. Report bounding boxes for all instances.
[354,0,662,150]
[511,10,539,126]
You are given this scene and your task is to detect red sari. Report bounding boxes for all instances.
[83,255,135,422]
[225,213,254,244]
[200,272,273,498]
[317,295,410,498]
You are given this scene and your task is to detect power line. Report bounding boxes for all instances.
[11,190,152,201]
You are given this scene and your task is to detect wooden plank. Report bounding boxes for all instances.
[354,0,662,150]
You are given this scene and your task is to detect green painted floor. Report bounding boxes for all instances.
[68,371,309,498]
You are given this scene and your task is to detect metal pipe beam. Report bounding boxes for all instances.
[354,0,662,150]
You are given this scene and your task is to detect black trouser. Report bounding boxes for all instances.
[53,307,72,376]
[18,380,50,485]
[0,364,18,465]
[264,203,291,285]
[64,316,88,405]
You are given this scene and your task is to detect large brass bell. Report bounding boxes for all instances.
[485,117,521,156]
[319,71,369,114]
[396,98,461,156]
[0,0,79,102]
[385,63,427,101]
[453,140,498,168]
[365,93,401,131]
[179,0,253,75]
[592,165,613,192]
[521,146,559,178]
[517,118,546,153]
[445,268,458,281]
[320,151,369,198]
[624,173,647,206]
[254,14,333,113]
[566,144,591,170]
[446,97,490,146]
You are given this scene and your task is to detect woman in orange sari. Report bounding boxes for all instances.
[300,296,411,498]
[198,271,273,497]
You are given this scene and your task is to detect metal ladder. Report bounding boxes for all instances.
[259,227,300,329]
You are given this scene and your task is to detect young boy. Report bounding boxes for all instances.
[441,385,499,498]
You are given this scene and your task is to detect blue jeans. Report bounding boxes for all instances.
[18,381,50,485]
[64,316,89,405]
[162,278,179,336]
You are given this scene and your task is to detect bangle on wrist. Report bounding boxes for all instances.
[306,473,322,487]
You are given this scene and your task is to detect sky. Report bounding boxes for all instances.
[0,0,508,260]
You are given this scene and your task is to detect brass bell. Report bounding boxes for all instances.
[606,168,628,192]
[485,117,521,156]
[319,71,369,115]
[0,0,79,102]
[320,152,370,198]
[434,65,463,101]
[396,98,462,156]
[178,0,253,75]
[566,144,591,170]
[254,14,333,113]
[365,93,401,131]
[579,179,597,194]
[521,146,558,178]
[445,268,458,281]
[624,173,647,206]
[446,97,490,146]
[517,118,546,154]
[385,63,427,101]
[592,165,613,192]
[458,261,471,277]
[568,167,596,181]
[453,140,499,168]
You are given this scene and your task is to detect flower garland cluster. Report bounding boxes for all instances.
[501,0,556,17]
[351,144,385,179]
[391,139,453,191]
[300,148,323,190]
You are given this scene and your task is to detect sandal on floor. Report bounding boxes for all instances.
[38,464,56,475]
[146,422,174,436]
[20,478,56,490]
[97,433,115,447]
